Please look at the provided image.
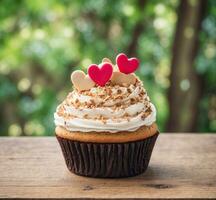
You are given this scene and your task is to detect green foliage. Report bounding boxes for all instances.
[0,0,215,136]
[195,0,216,132]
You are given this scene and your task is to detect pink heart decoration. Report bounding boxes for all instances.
[88,62,113,86]
[116,53,139,74]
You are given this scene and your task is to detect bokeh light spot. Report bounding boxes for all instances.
[34,29,46,40]
[123,5,135,16]
[0,64,11,75]
[32,84,42,95]
[18,78,31,92]
[154,4,165,15]
[81,58,92,69]
[180,79,190,91]
[20,28,31,39]
[204,44,215,59]
[153,18,167,30]
[8,124,22,136]
[24,121,45,136]
[63,27,74,38]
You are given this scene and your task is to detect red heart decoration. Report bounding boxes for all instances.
[116,53,139,74]
[88,63,113,86]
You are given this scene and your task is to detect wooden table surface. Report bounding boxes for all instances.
[0,134,216,199]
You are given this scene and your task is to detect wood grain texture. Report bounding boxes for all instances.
[0,134,216,199]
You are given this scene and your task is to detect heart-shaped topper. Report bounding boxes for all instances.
[88,62,113,86]
[116,53,139,74]
[71,70,95,91]
[111,71,137,86]
[102,57,118,72]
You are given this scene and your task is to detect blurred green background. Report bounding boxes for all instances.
[0,0,215,136]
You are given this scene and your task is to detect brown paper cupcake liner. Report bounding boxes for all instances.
[56,132,159,178]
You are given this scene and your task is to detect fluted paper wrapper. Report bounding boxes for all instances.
[56,133,158,178]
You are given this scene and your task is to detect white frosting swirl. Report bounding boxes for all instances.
[54,81,157,133]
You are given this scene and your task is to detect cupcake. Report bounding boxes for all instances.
[54,53,158,178]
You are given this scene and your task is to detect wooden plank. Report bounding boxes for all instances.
[0,134,215,199]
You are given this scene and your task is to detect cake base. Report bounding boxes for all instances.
[56,132,159,178]
[55,123,158,143]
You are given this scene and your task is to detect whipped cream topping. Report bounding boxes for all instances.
[54,80,156,133]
